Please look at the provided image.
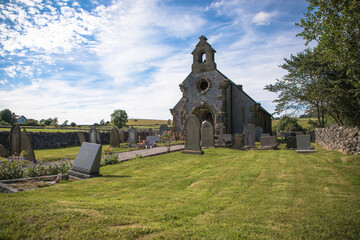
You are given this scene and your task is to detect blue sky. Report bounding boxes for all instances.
[0,0,310,124]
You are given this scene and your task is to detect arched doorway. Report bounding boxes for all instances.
[192,106,214,125]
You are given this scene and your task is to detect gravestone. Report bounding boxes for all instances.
[296,135,315,153]
[148,128,154,136]
[286,136,297,149]
[261,133,270,137]
[118,130,125,143]
[183,115,203,154]
[159,124,168,135]
[244,123,255,147]
[77,132,86,145]
[20,129,36,162]
[110,127,120,147]
[214,125,226,147]
[89,127,97,143]
[9,124,21,156]
[201,121,214,148]
[128,127,138,148]
[68,142,102,178]
[0,144,8,157]
[260,136,278,150]
[146,136,156,147]
[96,130,101,144]
[255,126,263,142]
[233,134,244,149]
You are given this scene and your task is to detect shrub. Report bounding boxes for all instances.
[101,153,118,166]
[275,115,305,132]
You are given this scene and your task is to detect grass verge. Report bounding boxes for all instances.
[0,145,359,239]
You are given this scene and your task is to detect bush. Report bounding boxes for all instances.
[101,153,118,166]
[275,115,305,132]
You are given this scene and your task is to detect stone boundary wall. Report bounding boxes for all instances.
[315,125,360,155]
[0,129,157,150]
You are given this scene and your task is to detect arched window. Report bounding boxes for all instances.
[199,52,206,63]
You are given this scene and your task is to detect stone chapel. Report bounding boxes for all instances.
[170,36,272,137]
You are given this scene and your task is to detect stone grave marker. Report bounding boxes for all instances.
[296,135,315,153]
[201,120,214,148]
[128,127,138,148]
[233,134,244,149]
[255,126,263,142]
[159,124,168,135]
[68,142,102,178]
[20,129,36,162]
[118,130,125,143]
[148,128,154,136]
[0,144,8,157]
[77,132,86,145]
[183,115,203,155]
[9,124,21,156]
[146,136,156,147]
[89,127,97,143]
[286,136,297,149]
[244,123,255,147]
[110,127,120,148]
[96,130,101,144]
[260,136,278,150]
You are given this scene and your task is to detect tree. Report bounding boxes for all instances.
[61,120,69,126]
[110,109,128,129]
[100,119,105,126]
[0,109,16,125]
[70,122,77,127]
[264,49,329,127]
[50,117,58,127]
[22,119,39,126]
[275,115,305,132]
[296,0,360,126]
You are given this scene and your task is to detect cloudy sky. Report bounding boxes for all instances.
[0,0,310,125]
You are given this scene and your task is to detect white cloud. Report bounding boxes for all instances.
[252,11,278,25]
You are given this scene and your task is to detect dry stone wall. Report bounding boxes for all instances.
[315,125,360,155]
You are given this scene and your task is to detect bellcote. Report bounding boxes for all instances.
[191,36,217,73]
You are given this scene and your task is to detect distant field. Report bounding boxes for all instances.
[272,118,316,131]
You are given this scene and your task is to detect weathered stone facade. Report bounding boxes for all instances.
[315,125,360,155]
[170,36,271,137]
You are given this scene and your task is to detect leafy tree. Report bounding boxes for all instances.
[50,117,58,127]
[264,49,329,127]
[21,119,39,126]
[0,109,16,125]
[275,115,305,132]
[100,119,105,126]
[70,122,77,127]
[296,0,360,126]
[167,119,172,125]
[111,109,128,129]
[0,120,11,126]
[61,120,68,126]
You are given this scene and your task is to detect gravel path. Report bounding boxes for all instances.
[117,145,185,162]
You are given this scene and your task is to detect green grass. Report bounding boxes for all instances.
[1,145,359,239]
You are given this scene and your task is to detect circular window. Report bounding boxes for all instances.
[196,77,211,95]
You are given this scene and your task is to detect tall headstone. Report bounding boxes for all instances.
[201,121,214,148]
[296,135,315,153]
[68,142,102,178]
[128,127,138,148]
[244,123,255,147]
[77,132,86,145]
[89,127,97,143]
[159,124,168,135]
[20,129,36,162]
[255,126,263,142]
[110,127,120,148]
[183,115,204,155]
[260,136,278,150]
[9,124,21,155]
[118,130,125,143]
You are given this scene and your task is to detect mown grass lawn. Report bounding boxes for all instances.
[1,146,359,239]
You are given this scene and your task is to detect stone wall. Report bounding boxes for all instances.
[315,125,360,155]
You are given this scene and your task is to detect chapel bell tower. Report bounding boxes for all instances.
[191,36,217,73]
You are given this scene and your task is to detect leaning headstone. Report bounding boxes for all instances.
[77,132,86,145]
[296,135,315,153]
[233,134,244,149]
[244,123,255,147]
[183,115,203,155]
[260,136,278,150]
[255,126,263,142]
[110,127,120,148]
[286,136,297,149]
[9,124,21,156]
[128,127,138,148]
[0,144,8,157]
[20,129,36,162]
[118,130,125,143]
[146,136,156,147]
[89,127,97,143]
[159,124,168,135]
[201,121,214,148]
[68,142,102,179]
